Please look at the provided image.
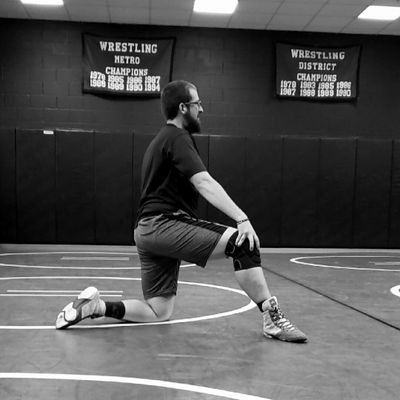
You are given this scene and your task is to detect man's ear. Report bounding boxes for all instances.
[179,103,187,114]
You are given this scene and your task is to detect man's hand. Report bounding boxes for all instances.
[235,220,260,251]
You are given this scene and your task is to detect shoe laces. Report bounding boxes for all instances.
[270,306,295,331]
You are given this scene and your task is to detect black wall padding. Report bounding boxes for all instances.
[389,140,400,247]
[281,137,319,247]
[208,136,247,226]
[0,129,16,242]
[193,134,209,220]
[317,138,356,247]
[6,130,400,248]
[353,139,392,247]
[56,130,95,244]
[245,137,283,246]
[16,129,56,243]
[132,134,154,227]
[95,132,133,244]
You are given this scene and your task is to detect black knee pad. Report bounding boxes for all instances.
[224,231,261,271]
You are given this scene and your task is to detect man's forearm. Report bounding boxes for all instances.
[195,175,247,222]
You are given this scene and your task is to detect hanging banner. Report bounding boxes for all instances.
[83,34,175,96]
[276,43,360,101]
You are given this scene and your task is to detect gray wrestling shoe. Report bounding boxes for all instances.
[262,296,308,343]
[55,286,104,329]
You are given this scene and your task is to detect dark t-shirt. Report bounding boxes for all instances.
[136,124,207,222]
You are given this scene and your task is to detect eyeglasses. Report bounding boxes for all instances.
[184,99,202,108]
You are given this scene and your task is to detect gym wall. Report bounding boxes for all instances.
[1,19,400,247]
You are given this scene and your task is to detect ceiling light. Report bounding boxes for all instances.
[20,0,63,5]
[194,0,238,14]
[358,5,400,21]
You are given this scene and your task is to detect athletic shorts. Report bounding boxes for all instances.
[134,211,229,299]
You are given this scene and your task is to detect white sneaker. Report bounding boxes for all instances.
[55,287,104,329]
[262,296,308,343]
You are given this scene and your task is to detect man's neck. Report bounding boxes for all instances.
[166,117,183,129]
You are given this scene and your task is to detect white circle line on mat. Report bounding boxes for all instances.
[0,276,256,330]
[290,255,400,272]
[0,372,271,400]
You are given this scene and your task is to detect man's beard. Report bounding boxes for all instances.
[183,113,201,134]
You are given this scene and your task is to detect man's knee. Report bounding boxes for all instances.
[224,231,261,271]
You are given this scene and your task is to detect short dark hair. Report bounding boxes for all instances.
[160,80,197,120]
